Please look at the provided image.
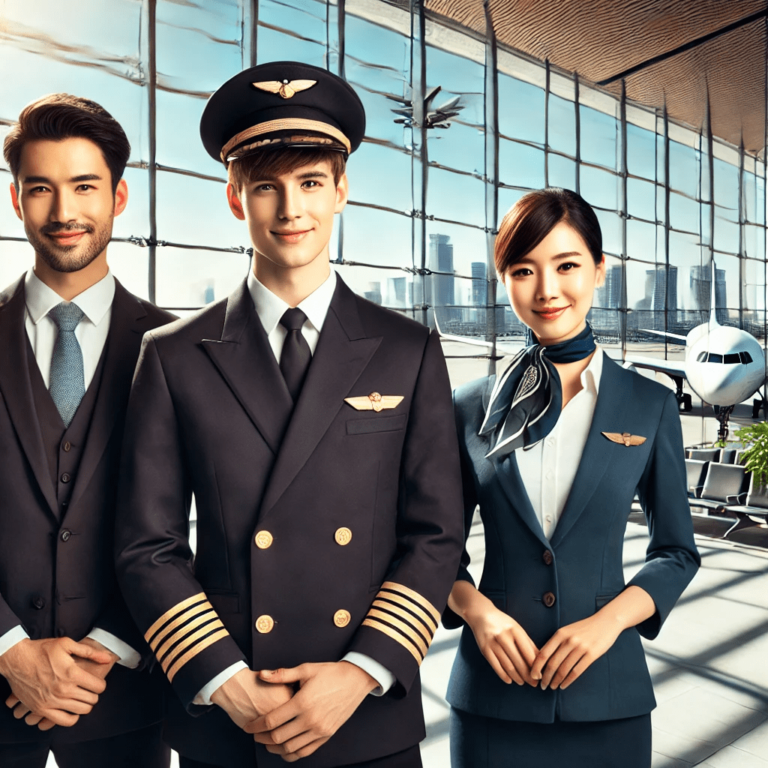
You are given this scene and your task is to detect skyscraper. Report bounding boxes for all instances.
[429,234,457,322]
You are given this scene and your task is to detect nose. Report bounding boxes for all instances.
[50,189,76,224]
[535,267,559,303]
[277,185,303,221]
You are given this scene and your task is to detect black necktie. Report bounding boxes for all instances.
[279,308,312,402]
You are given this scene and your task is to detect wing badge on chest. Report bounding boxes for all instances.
[602,431,647,447]
[344,392,404,413]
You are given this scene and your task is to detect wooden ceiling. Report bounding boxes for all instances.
[425,0,768,154]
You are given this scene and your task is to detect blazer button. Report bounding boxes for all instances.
[255,615,274,633]
[334,527,352,546]
[60,529,72,542]
[60,473,71,484]
[62,441,72,452]
[334,610,351,627]
[254,531,273,549]
[542,550,553,566]
[543,591,556,608]
[31,595,45,610]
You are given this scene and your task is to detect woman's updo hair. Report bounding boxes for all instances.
[494,188,603,275]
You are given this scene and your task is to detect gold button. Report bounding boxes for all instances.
[255,531,273,549]
[334,527,352,546]
[255,615,274,633]
[334,609,351,628]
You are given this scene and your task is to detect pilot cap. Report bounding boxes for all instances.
[200,61,366,165]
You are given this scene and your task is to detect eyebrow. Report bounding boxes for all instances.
[516,251,584,264]
[22,173,103,184]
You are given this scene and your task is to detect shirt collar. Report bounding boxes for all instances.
[247,268,337,335]
[580,346,603,396]
[25,269,115,327]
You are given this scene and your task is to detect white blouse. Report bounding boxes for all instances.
[515,348,604,540]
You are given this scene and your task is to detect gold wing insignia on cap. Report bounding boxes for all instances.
[252,79,318,100]
[602,432,647,447]
[345,392,404,413]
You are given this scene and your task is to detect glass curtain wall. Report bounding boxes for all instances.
[0,0,765,387]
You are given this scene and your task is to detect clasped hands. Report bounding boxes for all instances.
[212,661,378,762]
[467,599,623,692]
[0,637,118,730]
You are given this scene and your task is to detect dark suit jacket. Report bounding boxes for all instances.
[0,275,174,744]
[446,354,700,723]
[115,276,464,767]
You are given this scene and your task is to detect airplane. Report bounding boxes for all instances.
[435,262,766,441]
[624,262,765,440]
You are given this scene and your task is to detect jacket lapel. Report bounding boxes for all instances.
[549,356,630,548]
[259,277,381,518]
[0,277,59,519]
[202,280,293,455]
[67,281,152,509]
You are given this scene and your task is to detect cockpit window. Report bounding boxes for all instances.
[724,353,740,364]
[696,350,754,364]
[740,351,753,364]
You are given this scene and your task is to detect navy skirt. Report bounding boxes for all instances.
[450,708,651,768]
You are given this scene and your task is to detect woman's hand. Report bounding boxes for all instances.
[467,604,540,686]
[531,585,656,691]
[449,581,538,686]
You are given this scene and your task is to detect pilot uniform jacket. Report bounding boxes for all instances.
[0,275,174,744]
[114,276,464,767]
[445,354,700,723]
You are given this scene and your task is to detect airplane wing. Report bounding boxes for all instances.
[638,328,688,344]
[625,354,686,379]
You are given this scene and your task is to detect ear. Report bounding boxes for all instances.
[9,183,22,221]
[334,173,349,214]
[227,183,246,220]
[595,254,606,288]
[113,178,129,217]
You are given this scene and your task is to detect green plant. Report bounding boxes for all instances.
[733,422,768,486]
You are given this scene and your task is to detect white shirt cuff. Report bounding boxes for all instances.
[87,629,141,669]
[0,626,29,659]
[343,652,396,696]
[194,661,248,706]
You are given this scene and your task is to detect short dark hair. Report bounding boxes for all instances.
[3,93,130,193]
[228,147,346,191]
[495,188,603,274]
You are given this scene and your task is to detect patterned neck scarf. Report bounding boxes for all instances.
[479,323,596,458]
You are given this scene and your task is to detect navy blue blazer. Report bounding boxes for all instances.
[445,354,700,723]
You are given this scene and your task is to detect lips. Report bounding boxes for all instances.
[535,306,569,320]
[272,229,312,243]
[47,231,88,247]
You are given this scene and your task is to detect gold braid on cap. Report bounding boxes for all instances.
[221,118,351,162]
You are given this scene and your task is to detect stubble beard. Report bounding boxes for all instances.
[27,219,113,274]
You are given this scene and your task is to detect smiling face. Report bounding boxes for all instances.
[227,157,348,278]
[11,137,126,274]
[503,220,605,345]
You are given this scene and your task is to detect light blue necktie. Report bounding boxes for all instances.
[48,302,85,428]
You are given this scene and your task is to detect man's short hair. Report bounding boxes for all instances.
[3,93,130,193]
[228,147,346,191]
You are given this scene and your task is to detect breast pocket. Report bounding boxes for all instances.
[346,413,408,435]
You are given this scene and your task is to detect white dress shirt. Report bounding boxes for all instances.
[516,349,603,540]
[0,269,140,668]
[194,268,396,706]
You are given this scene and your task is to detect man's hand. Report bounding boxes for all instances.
[211,668,293,730]
[247,661,378,762]
[0,637,113,729]
[7,637,119,730]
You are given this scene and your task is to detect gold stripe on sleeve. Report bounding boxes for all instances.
[375,593,437,637]
[148,601,214,653]
[381,582,440,626]
[166,628,230,683]
[145,593,207,646]
[362,618,423,664]
[372,600,432,645]
[365,609,428,658]
[154,609,218,663]
[161,620,225,674]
